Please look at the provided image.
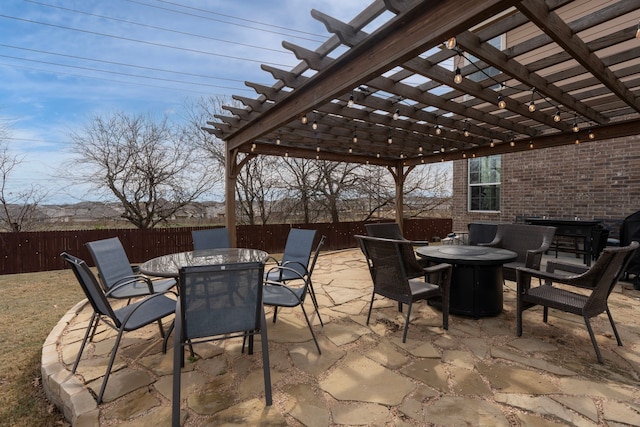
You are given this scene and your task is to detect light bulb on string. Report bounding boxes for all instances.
[312,120,318,130]
[276,134,281,145]
[445,37,456,49]
[393,109,400,120]
[588,129,595,140]
[347,94,354,107]
[498,95,506,109]
[301,115,307,124]
[454,67,462,84]
[553,110,561,122]
[435,125,442,135]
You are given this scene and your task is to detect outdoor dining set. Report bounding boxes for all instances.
[61,219,639,426]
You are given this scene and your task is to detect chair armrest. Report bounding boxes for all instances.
[265,265,305,282]
[408,240,430,246]
[545,261,588,275]
[478,236,501,248]
[423,263,451,275]
[264,256,281,265]
[113,275,155,293]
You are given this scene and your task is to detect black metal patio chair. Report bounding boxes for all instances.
[191,227,231,250]
[61,252,176,403]
[172,262,271,426]
[86,237,176,300]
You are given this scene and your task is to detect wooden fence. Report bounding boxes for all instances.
[0,218,452,274]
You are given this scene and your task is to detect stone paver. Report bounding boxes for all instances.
[43,249,640,426]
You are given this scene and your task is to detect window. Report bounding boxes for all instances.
[469,155,501,212]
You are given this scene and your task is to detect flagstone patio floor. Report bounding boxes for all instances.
[42,248,640,426]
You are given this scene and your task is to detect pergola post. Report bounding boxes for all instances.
[224,144,255,247]
[388,164,415,235]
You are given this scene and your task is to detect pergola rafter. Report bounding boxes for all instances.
[203,0,640,242]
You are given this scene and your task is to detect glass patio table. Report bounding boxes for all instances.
[140,248,269,278]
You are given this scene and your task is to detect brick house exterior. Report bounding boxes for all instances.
[451,134,640,232]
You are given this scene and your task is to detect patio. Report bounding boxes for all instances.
[43,248,640,426]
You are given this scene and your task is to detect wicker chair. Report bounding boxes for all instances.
[365,222,429,246]
[516,241,639,363]
[355,235,452,342]
[479,223,556,282]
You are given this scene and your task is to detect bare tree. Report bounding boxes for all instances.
[67,111,217,229]
[278,158,322,223]
[234,155,283,225]
[316,161,362,223]
[0,125,48,232]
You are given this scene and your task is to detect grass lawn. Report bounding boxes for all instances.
[0,269,83,427]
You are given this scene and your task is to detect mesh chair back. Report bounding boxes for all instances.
[86,237,135,291]
[179,262,264,340]
[191,228,231,251]
[365,223,404,240]
[61,252,119,326]
[281,229,317,277]
[357,236,412,302]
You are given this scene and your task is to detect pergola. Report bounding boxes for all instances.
[205,0,640,245]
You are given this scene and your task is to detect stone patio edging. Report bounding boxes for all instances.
[41,299,100,427]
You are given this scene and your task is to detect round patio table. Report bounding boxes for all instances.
[140,248,269,278]
[416,245,517,318]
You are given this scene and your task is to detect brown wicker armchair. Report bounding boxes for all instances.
[480,223,556,282]
[355,235,452,342]
[516,241,639,363]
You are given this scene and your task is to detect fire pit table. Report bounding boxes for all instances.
[416,245,517,318]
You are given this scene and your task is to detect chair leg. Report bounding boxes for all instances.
[516,299,523,337]
[300,304,321,355]
[402,302,413,343]
[605,309,623,346]
[156,319,165,338]
[543,306,549,323]
[73,312,98,373]
[584,316,604,364]
[398,301,403,313]
[366,292,376,325]
[272,306,278,323]
[172,310,183,427]
[97,328,125,404]
[259,308,272,406]
[162,321,175,354]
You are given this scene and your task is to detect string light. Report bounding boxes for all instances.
[376,152,380,158]
[276,134,281,145]
[348,147,353,154]
[348,94,354,107]
[575,138,580,144]
[418,145,423,153]
[490,141,495,148]
[251,143,256,152]
[316,145,320,152]
[463,122,470,137]
[572,115,579,132]
[528,87,536,112]
[636,21,640,38]
[393,109,400,120]
[553,110,561,122]
[529,141,534,148]
[454,67,462,84]
[588,129,595,139]
[352,133,358,143]
[510,139,515,147]
[387,132,393,144]
[312,120,318,130]
[497,95,506,109]
[301,115,308,124]
[435,125,442,135]
[445,37,457,49]
[440,145,445,153]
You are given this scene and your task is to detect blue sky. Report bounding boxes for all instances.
[0,0,372,203]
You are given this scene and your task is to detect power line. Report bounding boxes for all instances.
[24,0,291,55]
[0,44,245,83]
[126,0,327,42]
[0,14,295,68]
[0,53,247,90]
[0,61,254,95]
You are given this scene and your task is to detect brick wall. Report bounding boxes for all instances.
[452,135,640,231]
